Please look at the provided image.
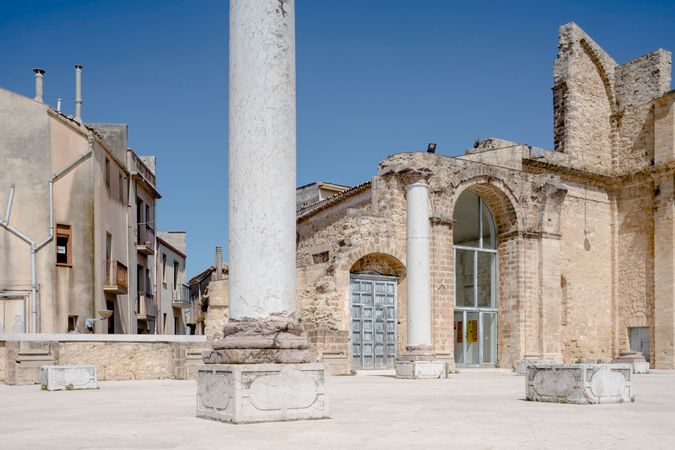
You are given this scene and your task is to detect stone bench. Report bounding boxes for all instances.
[526,364,634,404]
[41,365,97,391]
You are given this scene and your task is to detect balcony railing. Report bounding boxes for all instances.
[130,152,156,187]
[136,224,155,255]
[172,284,190,309]
[103,260,128,294]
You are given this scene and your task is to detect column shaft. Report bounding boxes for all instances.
[228,0,296,320]
[406,181,432,348]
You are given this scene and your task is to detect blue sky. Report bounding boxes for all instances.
[1,0,673,276]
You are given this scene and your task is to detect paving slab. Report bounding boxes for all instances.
[0,371,674,449]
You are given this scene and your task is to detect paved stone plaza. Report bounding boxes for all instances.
[1,371,674,449]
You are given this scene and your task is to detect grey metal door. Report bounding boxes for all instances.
[629,327,650,362]
[350,275,397,370]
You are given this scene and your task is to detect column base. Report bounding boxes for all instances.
[395,360,447,379]
[197,363,329,423]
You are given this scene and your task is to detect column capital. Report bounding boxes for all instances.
[401,168,432,187]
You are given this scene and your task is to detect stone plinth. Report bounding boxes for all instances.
[196,363,329,423]
[395,360,446,379]
[526,364,634,404]
[41,365,97,391]
[613,352,650,374]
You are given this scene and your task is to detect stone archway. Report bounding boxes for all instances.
[448,179,522,369]
[346,252,406,370]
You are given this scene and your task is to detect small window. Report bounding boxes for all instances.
[105,158,111,193]
[118,174,124,203]
[162,254,167,284]
[312,251,329,264]
[67,315,78,332]
[173,261,179,290]
[56,224,72,266]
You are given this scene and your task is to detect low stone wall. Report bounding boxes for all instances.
[0,334,209,385]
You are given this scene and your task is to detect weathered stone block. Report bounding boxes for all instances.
[526,364,634,404]
[395,360,446,379]
[41,365,97,391]
[196,363,329,423]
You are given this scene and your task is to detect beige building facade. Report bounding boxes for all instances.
[156,231,189,335]
[0,66,166,335]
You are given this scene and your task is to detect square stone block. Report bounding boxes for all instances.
[395,360,447,379]
[526,364,634,404]
[631,362,650,374]
[41,365,97,391]
[196,363,329,423]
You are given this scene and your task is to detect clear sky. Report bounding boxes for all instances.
[1,0,673,276]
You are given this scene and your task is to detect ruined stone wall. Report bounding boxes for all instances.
[617,180,655,359]
[615,51,672,172]
[559,182,613,362]
[553,23,615,172]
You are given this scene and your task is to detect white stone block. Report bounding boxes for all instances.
[41,365,97,391]
[631,361,650,374]
[196,363,329,423]
[526,364,634,404]
[395,360,446,379]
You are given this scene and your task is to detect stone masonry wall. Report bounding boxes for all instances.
[617,181,655,360]
[559,182,613,362]
[0,336,209,384]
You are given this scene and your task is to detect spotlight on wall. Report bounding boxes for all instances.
[427,143,437,153]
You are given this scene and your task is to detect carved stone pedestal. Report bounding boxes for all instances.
[197,320,329,423]
[197,363,329,423]
[526,364,634,404]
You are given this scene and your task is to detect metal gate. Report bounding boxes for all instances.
[350,275,397,370]
[629,327,650,362]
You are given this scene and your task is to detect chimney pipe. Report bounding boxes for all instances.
[215,246,223,281]
[33,68,45,103]
[74,64,83,122]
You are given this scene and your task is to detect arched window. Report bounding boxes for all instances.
[453,190,497,367]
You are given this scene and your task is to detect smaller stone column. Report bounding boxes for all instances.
[395,179,446,379]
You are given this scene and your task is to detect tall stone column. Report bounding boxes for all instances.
[197,0,329,423]
[395,179,446,379]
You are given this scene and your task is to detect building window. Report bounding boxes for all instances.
[105,157,111,193]
[67,315,78,332]
[56,224,72,266]
[118,174,124,203]
[162,254,167,284]
[173,261,179,291]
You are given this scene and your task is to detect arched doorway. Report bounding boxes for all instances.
[453,190,497,367]
[349,253,405,370]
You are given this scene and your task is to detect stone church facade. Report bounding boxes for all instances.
[294,23,675,373]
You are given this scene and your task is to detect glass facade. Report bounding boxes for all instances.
[453,190,498,367]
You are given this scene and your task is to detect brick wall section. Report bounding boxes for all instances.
[430,219,453,367]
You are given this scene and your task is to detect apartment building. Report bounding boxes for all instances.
[0,66,166,334]
[156,231,188,335]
